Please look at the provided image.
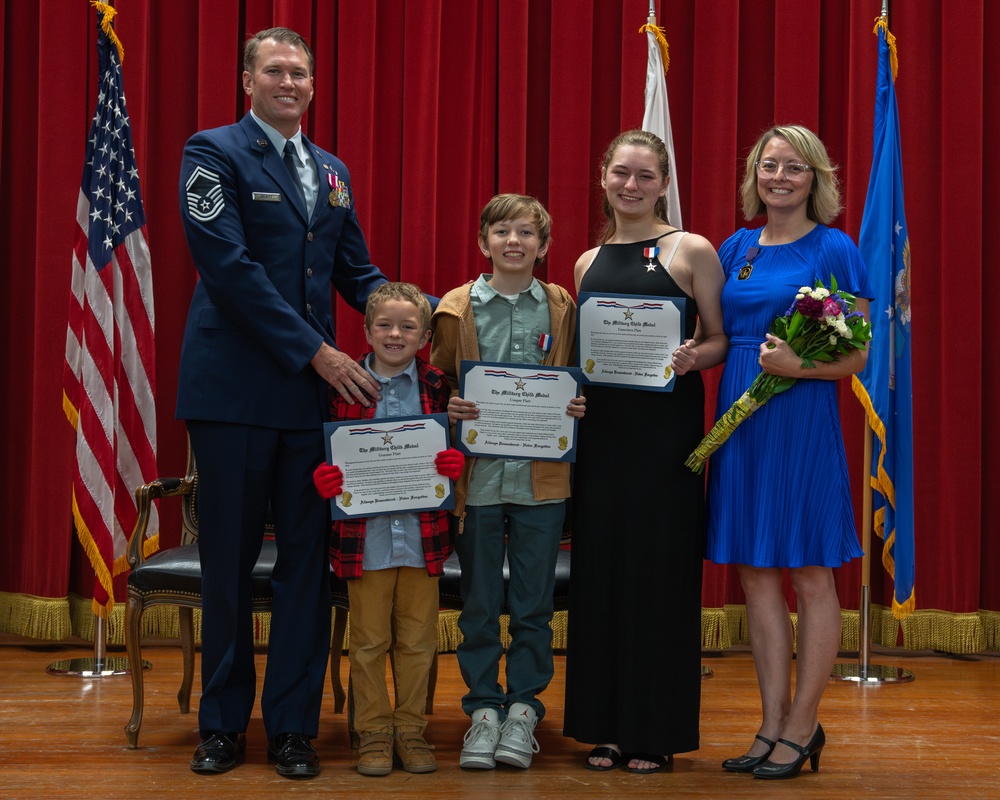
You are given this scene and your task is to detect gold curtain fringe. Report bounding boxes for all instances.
[3,595,993,656]
[900,609,986,654]
[981,610,1000,651]
[434,611,569,653]
[0,592,73,641]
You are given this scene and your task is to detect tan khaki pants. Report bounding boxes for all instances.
[347,567,439,733]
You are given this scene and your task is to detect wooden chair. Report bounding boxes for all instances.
[122,447,350,748]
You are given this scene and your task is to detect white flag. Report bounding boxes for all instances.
[641,22,682,229]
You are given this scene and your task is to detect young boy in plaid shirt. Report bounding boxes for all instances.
[313,282,464,777]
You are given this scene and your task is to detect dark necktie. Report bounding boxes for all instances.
[283,141,307,207]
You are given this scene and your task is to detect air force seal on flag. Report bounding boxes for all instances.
[185,165,224,222]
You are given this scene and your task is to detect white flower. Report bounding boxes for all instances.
[799,286,812,293]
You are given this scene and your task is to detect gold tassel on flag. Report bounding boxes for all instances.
[639,22,670,73]
[94,2,125,64]
[873,16,897,79]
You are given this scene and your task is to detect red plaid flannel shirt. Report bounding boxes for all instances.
[328,354,453,579]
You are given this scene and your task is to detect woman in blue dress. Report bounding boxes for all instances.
[706,125,872,779]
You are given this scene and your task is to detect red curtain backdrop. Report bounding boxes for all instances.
[1,0,995,652]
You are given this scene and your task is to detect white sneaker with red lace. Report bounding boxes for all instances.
[495,702,540,769]
[460,707,501,769]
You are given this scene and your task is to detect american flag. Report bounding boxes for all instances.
[63,3,157,618]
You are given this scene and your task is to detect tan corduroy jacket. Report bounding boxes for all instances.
[429,278,578,531]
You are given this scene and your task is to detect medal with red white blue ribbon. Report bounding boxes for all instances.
[643,245,660,271]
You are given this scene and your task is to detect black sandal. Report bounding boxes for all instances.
[584,746,624,771]
[625,752,673,774]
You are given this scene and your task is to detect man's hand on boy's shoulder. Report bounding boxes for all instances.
[310,343,381,406]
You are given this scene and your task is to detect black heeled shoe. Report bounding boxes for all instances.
[752,723,825,779]
[721,734,776,773]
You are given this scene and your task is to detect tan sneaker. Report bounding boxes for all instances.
[357,730,393,777]
[394,728,437,773]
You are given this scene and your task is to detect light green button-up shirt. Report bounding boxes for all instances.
[466,274,560,507]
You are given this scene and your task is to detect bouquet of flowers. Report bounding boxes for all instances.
[685,277,872,474]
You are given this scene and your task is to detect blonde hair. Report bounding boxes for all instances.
[364,282,432,332]
[740,125,842,223]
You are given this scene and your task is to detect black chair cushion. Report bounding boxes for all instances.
[129,540,350,608]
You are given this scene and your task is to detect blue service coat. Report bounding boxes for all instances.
[176,114,388,740]
[177,113,387,429]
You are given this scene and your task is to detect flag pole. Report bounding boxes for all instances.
[830,423,913,684]
[830,0,911,685]
[642,0,705,679]
[48,0,153,681]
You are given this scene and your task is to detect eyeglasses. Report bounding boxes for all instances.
[755,160,813,178]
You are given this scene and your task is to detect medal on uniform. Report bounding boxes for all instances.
[538,333,553,353]
[327,173,338,206]
[327,172,351,208]
[738,245,760,280]
[643,246,660,271]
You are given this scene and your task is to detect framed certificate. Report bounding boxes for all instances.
[455,361,581,462]
[323,413,454,519]
[576,291,686,391]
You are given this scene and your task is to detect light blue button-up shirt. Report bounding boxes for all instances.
[250,110,319,216]
[360,354,425,571]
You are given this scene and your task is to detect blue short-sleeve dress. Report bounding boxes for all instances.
[705,224,872,568]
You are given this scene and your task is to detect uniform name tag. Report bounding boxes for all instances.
[252,192,282,202]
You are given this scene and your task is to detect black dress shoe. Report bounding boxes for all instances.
[722,734,776,772]
[190,732,246,774]
[268,732,320,778]
[752,723,825,779]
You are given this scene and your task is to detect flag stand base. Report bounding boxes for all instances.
[701,665,713,680]
[46,656,149,678]
[829,584,915,685]
[829,662,914,684]
[44,615,150,677]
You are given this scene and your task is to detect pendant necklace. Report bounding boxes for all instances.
[737,235,762,280]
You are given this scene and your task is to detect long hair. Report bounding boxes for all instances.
[596,129,671,244]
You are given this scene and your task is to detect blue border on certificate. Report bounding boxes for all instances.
[323,412,454,519]
[455,361,581,462]
[576,291,687,392]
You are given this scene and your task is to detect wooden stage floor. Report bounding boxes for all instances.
[2,642,998,799]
